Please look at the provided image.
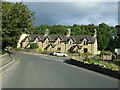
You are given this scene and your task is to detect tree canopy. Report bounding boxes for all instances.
[2,2,35,49]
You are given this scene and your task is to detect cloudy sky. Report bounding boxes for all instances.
[5,0,119,26]
[23,2,118,26]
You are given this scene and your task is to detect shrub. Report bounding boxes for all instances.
[82,52,91,57]
[39,48,44,51]
[100,51,111,56]
[30,43,39,49]
[113,61,120,66]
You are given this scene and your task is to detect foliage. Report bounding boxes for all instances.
[113,61,120,66]
[2,2,35,49]
[84,56,102,64]
[84,57,120,71]
[39,48,44,51]
[108,37,120,51]
[30,43,39,49]
[100,51,111,56]
[97,23,117,50]
[81,52,91,57]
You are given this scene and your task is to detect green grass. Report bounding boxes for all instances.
[84,56,120,71]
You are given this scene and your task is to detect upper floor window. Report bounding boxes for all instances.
[84,41,88,45]
[69,41,73,44]
[35,39,38,43]
[46,40,49,44]
[58,40,61,44]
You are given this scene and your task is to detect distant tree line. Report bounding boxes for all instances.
[2,1,120,52]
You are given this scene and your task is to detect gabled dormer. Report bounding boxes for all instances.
[33,36,40,43]
[67,37,75,44]
[24,37,30,42]
[82,37,89,45]
[55,36,63,44]
[44,37,50,44]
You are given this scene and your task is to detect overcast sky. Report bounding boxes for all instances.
[22,2,118,26]
[4,0,119,26]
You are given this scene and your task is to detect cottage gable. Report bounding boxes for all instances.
[33,36,40,43]
[24,37,29,42]
[55,37,62,44]
[81,37,89,45]
[67,38,75,44]
[44,37,50,44]
[19,28,98,55]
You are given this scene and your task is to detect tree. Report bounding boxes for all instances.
[2,2,35,49]
[115,25,120,36]
[97,23,117,51]
[30,43,39,49]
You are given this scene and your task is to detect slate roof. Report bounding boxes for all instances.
[21,34,95,44]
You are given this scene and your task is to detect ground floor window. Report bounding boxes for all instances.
[84,48,88,53]
[57,47,61,51]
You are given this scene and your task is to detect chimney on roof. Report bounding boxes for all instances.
[44,29,49,36]
[66,28,71,37]
[94,29,97,38]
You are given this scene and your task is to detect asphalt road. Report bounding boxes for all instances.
[2,52,119,88]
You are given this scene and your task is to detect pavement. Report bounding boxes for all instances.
[1,52,119,88]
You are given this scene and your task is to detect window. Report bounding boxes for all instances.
[57,47,61,51]
[46,41,49,44]
[83,41,88,45]
[84,41,86,45]
[58,40,61,44]
[70,41,73,44]
[35,39,38,43]
[84,48,88,53]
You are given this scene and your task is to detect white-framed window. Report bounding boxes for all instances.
[69,41,73,44]
[83,41,88,45]
[35,39,39,43]
[58,40,61,44]
[46,40,49,44]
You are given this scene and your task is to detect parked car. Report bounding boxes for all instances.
[53,51,68,57]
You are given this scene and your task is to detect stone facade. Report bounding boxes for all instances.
[17,29,98,55]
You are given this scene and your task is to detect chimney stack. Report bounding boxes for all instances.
[94,29,97,38]
[44,29,49,36]
[66,28,71,37]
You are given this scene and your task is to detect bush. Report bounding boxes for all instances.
[39,48,44,51]
[30,43,39,49]
[82,52,91,57]
[113,61,120,66]
[100,51,111,56]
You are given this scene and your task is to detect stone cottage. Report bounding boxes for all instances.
[17,29,98,55]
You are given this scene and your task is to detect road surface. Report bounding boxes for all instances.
[2,52,119,88]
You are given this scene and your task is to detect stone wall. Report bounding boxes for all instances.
[0,53,13,67]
